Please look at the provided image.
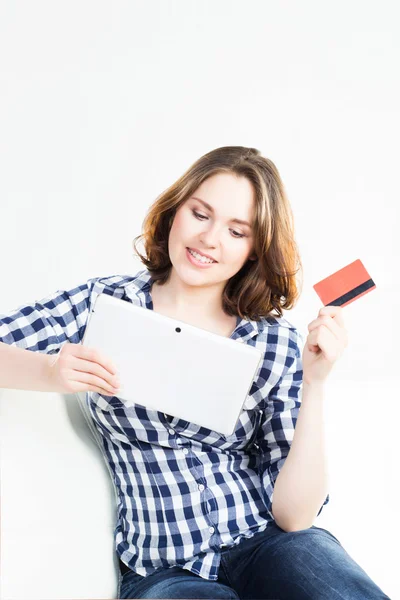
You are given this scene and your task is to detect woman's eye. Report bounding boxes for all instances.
[191,210,245,238]
[192,210,207,221]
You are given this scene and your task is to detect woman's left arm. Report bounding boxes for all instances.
[272,306,348,532]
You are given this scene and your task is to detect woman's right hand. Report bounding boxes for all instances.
[47,341,120,397]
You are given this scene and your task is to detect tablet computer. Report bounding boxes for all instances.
[81,293,263,436]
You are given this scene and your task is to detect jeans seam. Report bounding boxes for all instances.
[219,553,235,588]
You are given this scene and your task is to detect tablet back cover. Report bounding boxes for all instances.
[82,293,263,436]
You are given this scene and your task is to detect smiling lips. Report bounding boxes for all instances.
[186,248,217,268]
[188,247,217,262]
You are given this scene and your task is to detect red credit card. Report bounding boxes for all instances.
[313,259,376,307]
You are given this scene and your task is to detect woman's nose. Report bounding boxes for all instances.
[200,224,221,246]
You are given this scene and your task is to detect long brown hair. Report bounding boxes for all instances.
[132,146,303,321]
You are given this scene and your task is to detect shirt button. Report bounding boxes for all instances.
[168,429,175,435]
[209,526,214,534]
[183,448,189,454]
[198,484,205,491]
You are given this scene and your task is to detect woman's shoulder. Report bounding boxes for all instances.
[257,313,305,350]
[94,268,150,291]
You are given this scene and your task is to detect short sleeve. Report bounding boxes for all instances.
[256,327,330,520]
[0,277,102,355]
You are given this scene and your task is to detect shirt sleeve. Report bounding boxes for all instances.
[256,327,330,521]
[0,277,102,355]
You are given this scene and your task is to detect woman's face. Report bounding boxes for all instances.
[168,172,256,288]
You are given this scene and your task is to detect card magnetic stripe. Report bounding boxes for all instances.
[324,278,376,306]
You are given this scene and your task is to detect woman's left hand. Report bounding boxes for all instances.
[302,305,349,385]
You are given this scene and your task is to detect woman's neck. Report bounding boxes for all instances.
[151,279,226,321]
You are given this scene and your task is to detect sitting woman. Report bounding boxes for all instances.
[0,146,390,599]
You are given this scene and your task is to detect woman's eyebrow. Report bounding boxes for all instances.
[191,196,252,228]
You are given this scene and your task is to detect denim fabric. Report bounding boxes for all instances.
[118,523,390,599]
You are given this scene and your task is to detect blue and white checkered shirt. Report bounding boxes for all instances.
[0,267,329,581]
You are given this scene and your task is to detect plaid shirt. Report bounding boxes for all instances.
[0,267,329,581]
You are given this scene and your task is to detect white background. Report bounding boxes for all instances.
[1,1,399,599]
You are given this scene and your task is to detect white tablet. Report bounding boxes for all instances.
[81,293,263,436]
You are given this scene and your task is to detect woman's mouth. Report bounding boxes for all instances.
[186,247,217,268]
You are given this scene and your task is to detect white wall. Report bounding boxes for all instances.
[1,1,398,598]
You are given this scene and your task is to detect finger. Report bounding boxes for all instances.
[307,327,341,362]
[94,387,119,397]
[319,305,346,328]
[308,315,343,341]
[73,371,120,395]
[71,356,120,388]
[78,345,118,376]
[73,382,118,397]
[308,309,348,346]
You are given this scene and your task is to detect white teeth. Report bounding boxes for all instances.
[188,249,215,264]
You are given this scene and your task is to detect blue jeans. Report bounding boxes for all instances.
[118,522,390,599]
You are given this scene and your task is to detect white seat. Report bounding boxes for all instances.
[1,388,120,600]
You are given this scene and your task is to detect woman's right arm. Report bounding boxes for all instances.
[0,341,119,395]
[0,278,120,396]
[0,341,56,391]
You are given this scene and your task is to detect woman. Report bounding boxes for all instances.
[0,146,389,599]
